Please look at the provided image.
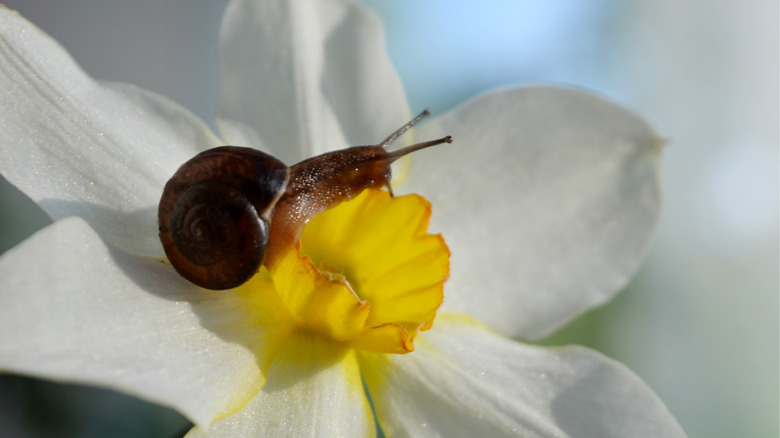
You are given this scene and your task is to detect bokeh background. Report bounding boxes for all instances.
[0,1,776,437]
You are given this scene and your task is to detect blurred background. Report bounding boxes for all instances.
[0,1,776,437]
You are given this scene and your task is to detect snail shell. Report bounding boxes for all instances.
[158,146,288,290]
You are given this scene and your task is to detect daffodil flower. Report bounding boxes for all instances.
[0,0,685,436]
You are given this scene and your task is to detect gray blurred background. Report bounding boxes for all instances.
[0,1,776,437]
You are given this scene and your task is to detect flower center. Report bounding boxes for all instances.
[241,189,449,354]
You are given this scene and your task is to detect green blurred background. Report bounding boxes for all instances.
[0,1,777,437]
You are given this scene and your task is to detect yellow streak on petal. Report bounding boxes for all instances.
[196,270,297,421]
[258,331,374,434]
[272,330,359,381]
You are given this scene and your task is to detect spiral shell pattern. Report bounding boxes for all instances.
[158,146,289,290]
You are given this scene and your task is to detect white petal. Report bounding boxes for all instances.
[217,0,410,164]
[186,332,375,438]
[0,8,222,257]
[361,315,685,438]
[0,217,288,427]
[404,87,661,339]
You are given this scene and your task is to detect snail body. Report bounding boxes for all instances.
[158,110,451,290]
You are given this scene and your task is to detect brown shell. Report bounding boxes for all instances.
[158,146,289,290]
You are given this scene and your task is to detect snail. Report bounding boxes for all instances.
[158,110,452,290]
